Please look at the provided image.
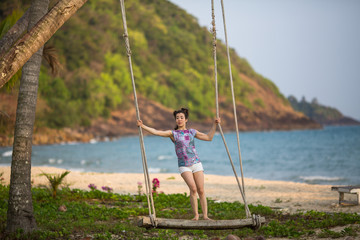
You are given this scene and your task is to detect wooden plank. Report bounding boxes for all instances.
[138,217,266,229]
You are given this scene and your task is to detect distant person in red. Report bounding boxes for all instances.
[137,107,220,220]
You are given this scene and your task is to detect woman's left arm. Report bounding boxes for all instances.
[195,118,221,141]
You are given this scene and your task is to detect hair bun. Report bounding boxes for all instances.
[181,108,189,115]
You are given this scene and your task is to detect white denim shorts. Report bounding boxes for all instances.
[179,162,204,174]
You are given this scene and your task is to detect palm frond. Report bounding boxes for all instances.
[40,170,71,198]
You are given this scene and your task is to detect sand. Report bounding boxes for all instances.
[1,166,359,214]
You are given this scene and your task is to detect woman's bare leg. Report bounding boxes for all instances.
[181,171,199,220]
[193,171,211,220]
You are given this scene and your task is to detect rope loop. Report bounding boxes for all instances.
[251,214,262,230]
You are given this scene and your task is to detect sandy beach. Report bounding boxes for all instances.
[1,166,359,214]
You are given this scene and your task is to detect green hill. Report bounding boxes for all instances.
[0,0,320,145]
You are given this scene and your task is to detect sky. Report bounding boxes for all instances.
[168,0,360,120]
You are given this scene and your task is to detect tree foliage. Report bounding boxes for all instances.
[0,0,286,129]
[288,95,344,124]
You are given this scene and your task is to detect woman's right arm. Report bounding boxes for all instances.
[137,120,172,138]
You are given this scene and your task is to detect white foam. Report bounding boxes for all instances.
[300,176,342,182]
[80,160,86,165]
[57,159,63,164]
[48,158,56,164]
[149,167,161,173]
[157,155,173,161]
[89,139,97,144]
[2,150,12,157]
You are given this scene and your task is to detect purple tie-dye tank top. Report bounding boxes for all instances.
[172,129,200,167]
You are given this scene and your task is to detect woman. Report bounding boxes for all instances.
[137,107,220,220]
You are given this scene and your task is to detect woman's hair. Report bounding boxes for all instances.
[173,108,189,130]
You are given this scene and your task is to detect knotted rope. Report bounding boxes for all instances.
[119,0,157,227]
[211,0,251,218]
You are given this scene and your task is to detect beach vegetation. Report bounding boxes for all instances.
[152,178,160,194]
[0,172,4,185]
[101,186,113,193]
[1,184,359,239]
[318,226,358,238]
[88,183,97,191]
[137,181,143,195]
[39,171,70,198]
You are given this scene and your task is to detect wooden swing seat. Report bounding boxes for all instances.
[138,216,266,230]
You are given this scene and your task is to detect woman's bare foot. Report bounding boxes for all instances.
[192,215,199,221]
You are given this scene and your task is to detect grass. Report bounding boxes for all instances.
[0,184,359,239]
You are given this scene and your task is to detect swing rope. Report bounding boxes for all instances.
[119,0,157,227]
[220,0,246,198]
[120,0,261,226]
[211,0,251,218]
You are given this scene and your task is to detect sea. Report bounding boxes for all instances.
[0,125,359,186]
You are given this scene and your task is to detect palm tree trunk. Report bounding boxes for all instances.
[0,0,88,89]
[6,0,49,233]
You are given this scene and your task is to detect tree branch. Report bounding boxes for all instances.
[0,10,29,58]
[0,0,88,89]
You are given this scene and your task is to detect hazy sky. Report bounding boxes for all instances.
[168,0,360,120]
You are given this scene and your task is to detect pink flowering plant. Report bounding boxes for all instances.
[152,178,160,194]
[101,186,113,193]
[137,181,142,195]
[88,183,97,191]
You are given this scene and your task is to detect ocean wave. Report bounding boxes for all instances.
[48,158,56,164]
[148,167,169,173]
[48,158,63,164]
[149,168,161,173]
[299,176,343,182]
[157,155,173,161]
[59,141,79,145]
[2,151,12,157]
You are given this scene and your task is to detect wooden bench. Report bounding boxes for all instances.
[331,186,360,205]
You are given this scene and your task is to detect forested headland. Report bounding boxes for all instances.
[0,0,320,146]
[288,96,360,126]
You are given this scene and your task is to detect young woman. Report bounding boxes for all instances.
[137,108,220,220]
